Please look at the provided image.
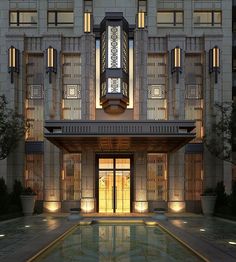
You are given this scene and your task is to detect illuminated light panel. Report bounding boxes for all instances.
[25,225,30,228]
[134,201,148,213]
[200,229,206,232]
[0,234,5,237]
[183,221,187,224]
[229,241,236,245]
[168,201,185,213]
[42,219,47,222]
[44,201,61,212]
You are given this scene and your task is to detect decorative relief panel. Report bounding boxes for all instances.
[185,84,202,99]
[64,85,81,99]
[108,26,121,68]
[27,85,43,99]
[148,85,166,99]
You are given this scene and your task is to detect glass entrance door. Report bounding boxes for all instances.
[98,157,131,213]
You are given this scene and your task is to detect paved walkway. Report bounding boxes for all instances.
[0,213,235,261]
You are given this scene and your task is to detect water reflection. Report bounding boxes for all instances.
[36,224,202,262]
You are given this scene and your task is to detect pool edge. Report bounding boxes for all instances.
[26,223,78,262]
[158,223,210,262]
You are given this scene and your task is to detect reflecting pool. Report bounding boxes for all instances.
[34,223,203,261]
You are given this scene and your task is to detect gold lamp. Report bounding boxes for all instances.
[8,46,20,83]
[46,46,57,84]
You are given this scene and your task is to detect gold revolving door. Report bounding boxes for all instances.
[98,157,131,213]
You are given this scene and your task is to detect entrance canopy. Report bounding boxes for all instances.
[44,120,195,152]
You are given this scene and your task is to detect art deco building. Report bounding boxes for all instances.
[0,0,233,213]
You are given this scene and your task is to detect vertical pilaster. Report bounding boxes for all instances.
[81,34,96,120]
[134,29,148,120]
[133,151,148,213]
[81,150,96,213]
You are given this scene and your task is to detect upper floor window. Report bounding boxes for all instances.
[9,11,37,27]
[48,11,73,27]
[193,11,221,27]
[157,11,183,27]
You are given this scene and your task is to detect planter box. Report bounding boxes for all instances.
[20,195,36,216]
[201,195,216,216]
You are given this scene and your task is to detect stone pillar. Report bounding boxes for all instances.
[81,34,96,120]
[168,148,186,212]
[133,151,148,213]
[81,150,96,213]
[134,29,148,120]
[43,36,62,212]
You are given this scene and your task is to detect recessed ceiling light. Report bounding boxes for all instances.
[42,219,47,221]
[0,234,5,237]
[200,229,205,232]
[25,225,30,228]
[183,221,187,224]
[229,241,236,245]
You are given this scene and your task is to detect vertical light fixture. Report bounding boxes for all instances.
[171,46,182,84]
[209,46,220,83]
[100,13,129,113]
[84,0,93,33]
[8,46,20,83]
[137,0,146,29]
[46,46,57,84]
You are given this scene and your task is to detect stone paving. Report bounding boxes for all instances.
[0,214,235,261]
[0,215,77,262]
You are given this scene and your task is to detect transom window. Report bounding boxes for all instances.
[48,11,74,27]
[9,11,37,27]
[157,11,183,27]
[193,11,221,27]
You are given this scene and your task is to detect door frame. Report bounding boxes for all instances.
[95,153,134,213]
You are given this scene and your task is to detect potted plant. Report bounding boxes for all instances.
[201,188,217,216]
[20,187,36,216]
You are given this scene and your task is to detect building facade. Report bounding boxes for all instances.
[0,0,233,213]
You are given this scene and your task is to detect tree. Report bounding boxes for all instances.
[0,95,27,160]
[203,102,236,165]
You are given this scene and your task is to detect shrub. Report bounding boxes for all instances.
[229,181,236,216]
[10,180,23,211]
[215,181,228,213]
[0,177,9,214]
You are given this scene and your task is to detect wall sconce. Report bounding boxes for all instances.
[84,12,91,33]
[8,46,20,84]
[171,46,182,84]
[137,12,145,28]
[46,46,57,84]
[209,46,220,83]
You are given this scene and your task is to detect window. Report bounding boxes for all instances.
[157,11,183,27]
[25,54,44,141]
[193,11,221,27]
[62,154,81,201]
[9,11,37,27]
[184,54,203,142]
[25,155,43,200]
[147,154,167,201]
[185,154,203,201]
[48,11,73,27]
[62,54,81,120]
[147,54,167,120]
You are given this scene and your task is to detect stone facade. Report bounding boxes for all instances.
[0,0,233,213]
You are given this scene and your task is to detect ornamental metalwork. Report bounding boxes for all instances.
[108,78,121,93]
[108,26,120,68]
[101,31,106,73]
[123,31,128,73]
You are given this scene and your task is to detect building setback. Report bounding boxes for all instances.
[0,0,233,213]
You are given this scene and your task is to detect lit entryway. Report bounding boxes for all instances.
[98,157,131,213]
